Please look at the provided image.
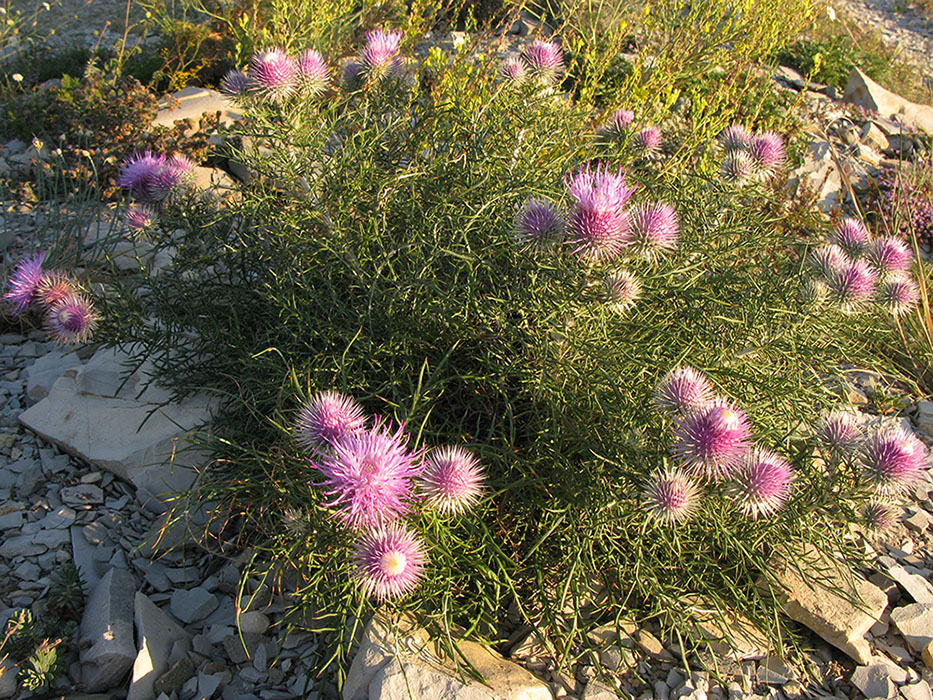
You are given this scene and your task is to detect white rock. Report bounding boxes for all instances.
[851,664,899,698]
[170,587,219,624]
[74,346,138,398]
[127,593,190,700]
[80,567,137,692]
[902,679,933,700]
[844,68,933,136]
[788,139,841,212]
[917,401,933,434]
[153,87,242,130]
[886,564,933,604]
[682,596,769,660]
[891,604,933,653]
[24,350,82,403]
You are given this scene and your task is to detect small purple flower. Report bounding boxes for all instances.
[419,446,484,515]
[654,367,713,415]
[564,162,635,263]
[748,131,785,172]
[643,467,701,524]
[248,48,298,102]
[878,274,920,316]
[297,49,330,96]
[807,244,848,278]
[671,400,752,482]
[146,154,193,202]
[220,69,249,97]
[718,124,751,153]
[602,270,641,313]
[35,270,76,311]
[720,151,754,184]
[633,126,662,158]
[360,29,404,81]
[514,198,563,250]
[295,391,367,450]
[124,205,156,234]
[45,293,98,344]
[353,523,426,601]
[829,218,869,258]
[860,425,929,495]
[629,202,679,260]
[828,259,877,312]
[116,151,165,201]
[598,109,635,141]
[728,448,794,519]
[310,421,421,530]
[816,408,861,453]
[522,39,563,83]
[868,236,911,275]
[500,56,527,84]
[861,500,898,533]
[3,252,45,314]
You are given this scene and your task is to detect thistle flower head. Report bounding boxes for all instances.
[514,198,563,250]
[878,274,920,316]
[564,162,635,263]
[860,425,929,495]
[718,124,752,153]
[816,408,862,453]
[720,151,754,184]
[500,56,527,84]
[830,218,869,257]
[116,151,166,201]
[3,252,45,314]
[799,277,829,307]
[643,467,701,524]
[599,109,635,140]
[296,49,330,96]
[35,270,76,310]
[748,131,785,172]
[828,258,877,312]
[861,500,898,533]
[868,236,911,275]
[295,390,367,450]
[360,29,404,80]
[310,421,421,529]
[633,126,662,157]
[807,244,848,278]
[124,205,156,235]
[654,366,714,415]
[672,399,752,481]
[45,293,98,344]
[145,154,193,201]
[353,523,426,601]
[629,202,679,260]
[419,446,484,515]
[220,69,249,97]
[602,269,641,313]
[522,39,563,83]
[248,48,298,101]
[728,448,794,519]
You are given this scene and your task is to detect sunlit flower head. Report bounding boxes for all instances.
[799,277,829,307]
[360,29,404,80]
[807,244,848,279]
[116,151,165,201]
[146,154,193,201]
[672,399,752,481]
[868,236,911,275]
[633,126,662,157]
[310,421,421,529]
[602,269,641,313]
[353,523,426,601]
[514,198,564,250]
[248,47,298,101]
[220,69,249,97]
[419,445,484,515]
[522,39,563,83]
[654,366,713,415]
[500,56,527,84]
[3,252,45,314]
[564,162,635,263]
[629,202,679,260]
[728,448,794,518]
[720,151,754,184]
[861,500,898,533]
[45,293,98,344]
[643,466,701,524]
[295,391,367,450]
[599,108,635,141]
[748,131,785,172]
[718,124,752,153]
[828,258,877,312]
[878,274,920,316]
[124,205,156,235]
[829,218,869,258]
[816,408,862,453]
[35,270,76,310]
[860,425,929,495]
[296,49,330,96]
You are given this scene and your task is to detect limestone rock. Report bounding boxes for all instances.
[902,679,933,700]
[844,68,933,136]
[923,640,933,670]
[681,596,770,660]
[851,664,898,698]
[127,593,190,700]
[343,614,552,700]
[0,660,17,699]
[170,587,218,624]
[891,604,933,653]
[153,87,241,130]
[788,139,841,212]
[917,401,933,434]
[80,567,137,692]
[24,350,82,403]
[885,564,933,604]
[582,681,619,700]
[770,546,886,664]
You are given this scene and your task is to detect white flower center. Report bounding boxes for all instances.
[379,551,406,576]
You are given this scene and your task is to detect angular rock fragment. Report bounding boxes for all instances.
[79,568,137,692]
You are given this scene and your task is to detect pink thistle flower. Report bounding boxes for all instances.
[671,400,752,481]
[522,39,563,83]
[878,274,920,316]
[35,270,76,311]
[124,205,156,234]
[602,269,641,313]
[629,202,679,260]
[116,151,166,201]
[633,126,662,158]
[564,162,635,263]
[868,236,911,275]
[643,466,701,524]
[748,131,785,172]
[807,244,848,278]
[353,523,426,601]
[146,154,193,202]
[816,408,862,454]
[514,198,563,250]
[295,391,367,450]
[360,29,404,81]
[720,151,754,184]
[598,109,635,141]
[310,421,421,529]
[718,124,751,153]
[248,48,298,102]
[220,69,249,97]
[860,425,929,495]
[828,258,877,312]
[297,49,330,96]
[861,500,898,533]
[654,366,713,415]
[829,218,869,258]
[45,293,98,344]
[500,56,527,84]
[3,252,45,314]
[419,445,484,515]
[728,448,794,518]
